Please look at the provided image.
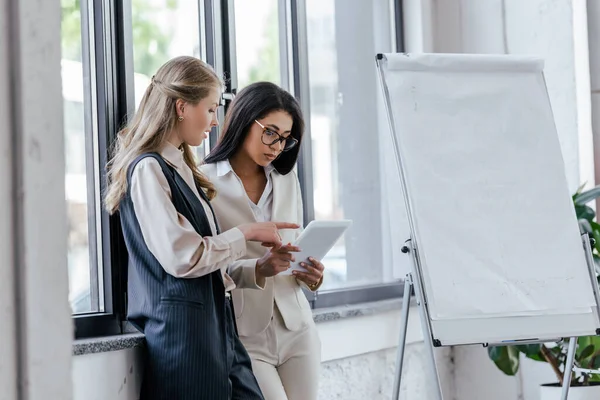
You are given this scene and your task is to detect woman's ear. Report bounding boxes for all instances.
[175,99,186,118]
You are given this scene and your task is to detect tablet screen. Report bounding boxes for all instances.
[280,220,352,275]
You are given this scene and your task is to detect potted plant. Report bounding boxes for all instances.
[487,184,600,400]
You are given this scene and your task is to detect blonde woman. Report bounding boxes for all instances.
[201,82,324,400]
[104,57,298,400]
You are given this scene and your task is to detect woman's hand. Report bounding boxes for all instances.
[237,222,299,247]
[292,257,324,289]
[255,243,301,286]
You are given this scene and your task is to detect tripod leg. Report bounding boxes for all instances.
[392,277,413,400]
[561,337,577,400]
[417,303,444,400]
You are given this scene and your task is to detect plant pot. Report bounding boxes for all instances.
[540,383,600,400]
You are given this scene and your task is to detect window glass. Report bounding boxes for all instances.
[62,0,99,313]
[305,0,408,290]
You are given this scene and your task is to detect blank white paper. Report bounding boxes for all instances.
[380,53,596,320]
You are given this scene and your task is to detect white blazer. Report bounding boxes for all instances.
[200,162,315,336]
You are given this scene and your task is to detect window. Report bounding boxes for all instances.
[304,0,409,291]
[62,0,102,314]
[64,0,213,337]
[232,0,282,88]
[130,0,206,154]
[66,0,406,338]
[131,0,201,102]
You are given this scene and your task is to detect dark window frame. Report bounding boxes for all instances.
[74,0,132,339]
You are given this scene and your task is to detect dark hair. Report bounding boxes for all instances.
[204,81,304,175]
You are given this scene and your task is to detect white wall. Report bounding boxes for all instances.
[0,0,18,397]
[317,307,455,399]
[72,305,456,400]
[589,0,600,194]
[319,345,453,400]
[454,345,560,400]
[573,0,595,190]
[73,348,145,400]
[404,0,593,194]
[0,0,73,399]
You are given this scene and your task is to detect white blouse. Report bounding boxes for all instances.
[216,160,275,223]
[129,142,246,291]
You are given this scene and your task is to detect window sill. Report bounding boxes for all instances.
[312,298,404,323]
[72,333,145,356]
[72,298,407,356]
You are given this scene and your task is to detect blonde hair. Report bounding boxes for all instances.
[105,56,220,214]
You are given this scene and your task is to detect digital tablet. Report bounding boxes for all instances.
[280,219,352,275]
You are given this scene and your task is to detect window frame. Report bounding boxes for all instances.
[73,0,132,338]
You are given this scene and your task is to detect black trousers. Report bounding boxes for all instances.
[225,297,265,400]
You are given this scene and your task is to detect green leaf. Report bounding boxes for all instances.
[574,186,600,205]
[577,337,600,368]
[488,346,520,376]
[589,374,600,383]
[587,221,600,255]
[590,221,600,231]
[575,204,596,221]
[578,336,593,351]
[516,344,545,362]
[579,345,595,360]
[582,335,600,348]
[516,344,541,355]
[548,344,562,356]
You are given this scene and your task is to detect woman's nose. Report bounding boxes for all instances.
[272,140,284,152]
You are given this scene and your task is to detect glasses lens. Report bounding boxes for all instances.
[283,139,297,151]
[262,129,297,151]
[262,129,278,145]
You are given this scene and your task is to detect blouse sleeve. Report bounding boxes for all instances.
[130,158,247,278]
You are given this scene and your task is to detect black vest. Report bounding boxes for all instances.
[119,153,234,399]
[120,153,225,325]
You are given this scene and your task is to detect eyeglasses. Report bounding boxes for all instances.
[255,120,298,152]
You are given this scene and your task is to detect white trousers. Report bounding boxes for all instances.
[240,304,321,400]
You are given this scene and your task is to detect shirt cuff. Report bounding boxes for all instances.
[219,227,247,260]
[296,276,323,292]
[239,258,265,290]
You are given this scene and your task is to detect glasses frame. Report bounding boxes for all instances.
[255,119,298,151]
